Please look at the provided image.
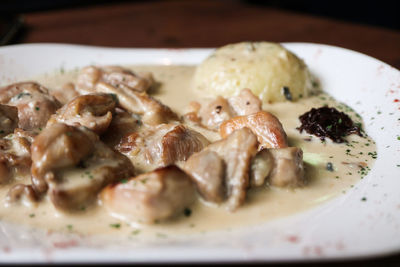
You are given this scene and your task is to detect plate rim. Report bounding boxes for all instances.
[0,42,399,263]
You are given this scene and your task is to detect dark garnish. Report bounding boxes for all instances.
[297,106,362,143]
[326,162,334,172]
[282,86,292,101]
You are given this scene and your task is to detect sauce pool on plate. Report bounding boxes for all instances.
[0,65,376,239]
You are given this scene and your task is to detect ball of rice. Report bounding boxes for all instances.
[193,42,313,103]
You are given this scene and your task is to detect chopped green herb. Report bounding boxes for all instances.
[66,132,72,136]
[156,233,167,238]
[131,229,141,235]
[35,107,40,111]
[397,136,400,141]
[110,223,121,229]
[67,224,73,230]
[29,213,35,218]
[141,178,148,184]
[282,86,292,101]
[120,178,128,184]
[361,197,367,201]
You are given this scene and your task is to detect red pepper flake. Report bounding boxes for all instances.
[287,235,300,243]
[314,246,324,256]
[52,240,79,249]
[394,99,400,102]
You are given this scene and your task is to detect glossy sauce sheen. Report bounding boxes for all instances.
[0,66,376,239]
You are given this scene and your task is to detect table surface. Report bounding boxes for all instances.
[14,0,400,265]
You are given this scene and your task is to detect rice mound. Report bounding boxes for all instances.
[193,42,314,103]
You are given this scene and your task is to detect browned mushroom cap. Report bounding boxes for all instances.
[76,66,154,94]
[183,89,262,131]
[100,165,196,224]
[31,123,134,210]
[95,82,178,126]
[0,82,60,130]
[117,123,209,172]
[76,65,177,126]
[101,109,142,147]
[220,111,288,149]
[0,104,18,137]
[31,123,95,193]
[47,93,117,134]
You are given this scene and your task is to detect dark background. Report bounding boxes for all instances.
[1,0,399,31]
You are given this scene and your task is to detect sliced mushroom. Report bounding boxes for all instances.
[220,111,288,149]
[30,123,134,210]
[50,82,79,105]
[183,150,226,203]
[0,82,60,130]
[101,165,196,224]
[0,104,18,137]
[77,66,154,94]
[101,109,142,147]
[117,123,209,170]
[47,93,117,134]
[95,82,178,125]
[183,89,262,130]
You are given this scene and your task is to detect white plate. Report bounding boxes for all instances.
[0,43,400,263]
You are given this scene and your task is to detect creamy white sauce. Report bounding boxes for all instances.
[0,65,376,240]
